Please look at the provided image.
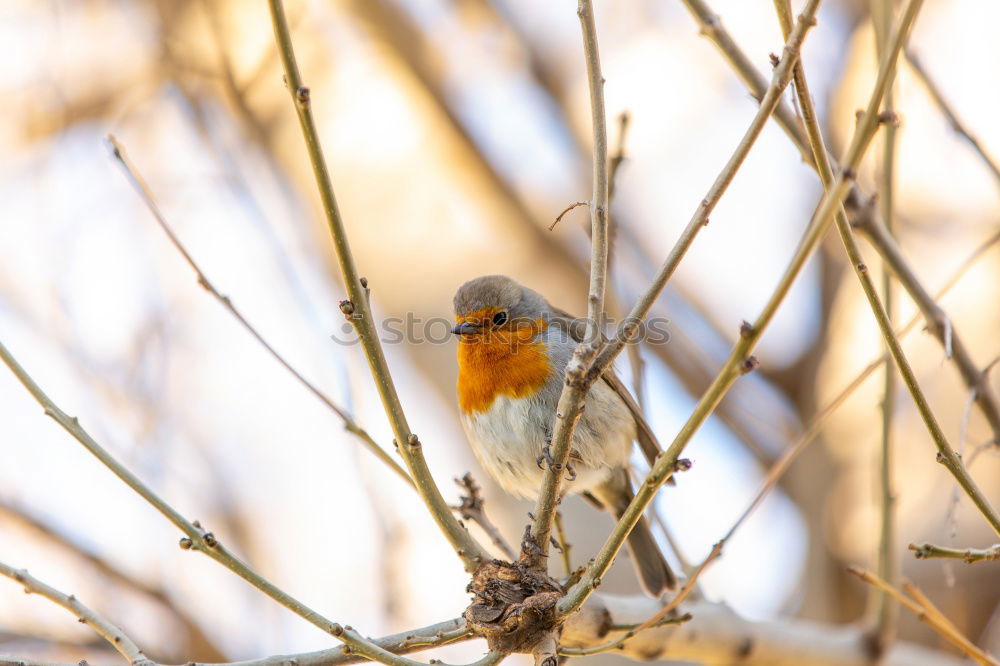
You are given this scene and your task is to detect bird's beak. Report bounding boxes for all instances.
[452,322,481,336]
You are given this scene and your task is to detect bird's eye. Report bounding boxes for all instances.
[492,311,508,326]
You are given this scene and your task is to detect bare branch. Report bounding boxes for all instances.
[680,0,1000,445]
[908,542,1000,564]
[451,473,516,561]
[905,49,1000,186]
[562,595,970,665]
[0,338,361,640]
[559,0,914,617]
[848,568,999,665]
[105,135,413,489]
[265,0,488,569]
[525,0,610,569]
[552,511,573,577]
[0,561,153,666]
[548,201,589,231]
[0,499,227,661]
[0,594,973,666]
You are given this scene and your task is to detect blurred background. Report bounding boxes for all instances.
[1,0,998,663]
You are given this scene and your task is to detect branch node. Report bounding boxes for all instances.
[878,110,900,126]
[740,356,760,374]
[178,537,193,550]
[295,86,310,106]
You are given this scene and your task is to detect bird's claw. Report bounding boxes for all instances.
[536,445,556,470]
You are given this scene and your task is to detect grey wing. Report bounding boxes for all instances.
[600,370,662,468]
[546,303,664,469]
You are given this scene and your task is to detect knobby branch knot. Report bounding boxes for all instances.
[464,560,564,654]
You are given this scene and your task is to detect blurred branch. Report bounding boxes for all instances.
[451,473,516,561]
[0,593,973,666]
[904,49,1000,186]
[560,0,913,618]
[586,0,821,382]
[0,499,227,662]
[872,0,899,650]
[908,542,1000,564]
[526,0,610,570]
[552,511,573,577]
[561,594,970,665]
[853,212,1000,446]
[774,0,1000,538]
[266,0,489,570]
[680,0,1000,445]
[106,135,413,489]
[835,99,1000,540]
[772,0,905,650]
[848,568,999,665]
[0,338,391,642]
[0,561,152,666]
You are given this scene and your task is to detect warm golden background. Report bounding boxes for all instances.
[1,0,998,663]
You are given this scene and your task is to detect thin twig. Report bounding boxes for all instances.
[773,0,906,649]
[557,613,692,657]
[777,0,1000,539]
[904,49,1000,186]
[558,0,915,617]
[105,135,413,489]
[0,616,479,666]
[848,568,999,665]
[0,338,374,642]
[585,0,823,379]
[266,0,488,570]
[825,96,1000,539]
[548,201,589,231]
[0,561,153,666]
[608,110,631,202]
[530,0,825,571]
[339,628,502,666]
[0,499,227,661]
[854,213,1000,445]
[525,0,610,569]
[679,0,1000,445]
[909,542,1000,564]
[553,511,573,577]
[872,0,900,651]
[451,473,516,561]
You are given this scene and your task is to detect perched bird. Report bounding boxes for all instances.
[452,274,676,596]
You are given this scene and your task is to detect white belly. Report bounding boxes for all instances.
[460,382,634,500]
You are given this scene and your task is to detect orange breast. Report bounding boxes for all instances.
[457,319,552,414]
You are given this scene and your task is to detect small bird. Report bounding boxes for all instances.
[452,274,676,596]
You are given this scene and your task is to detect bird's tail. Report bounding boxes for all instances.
[592,471,677,597]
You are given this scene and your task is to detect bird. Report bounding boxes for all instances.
[451,274,676,597]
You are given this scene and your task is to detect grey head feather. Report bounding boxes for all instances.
[453,275,552,321]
